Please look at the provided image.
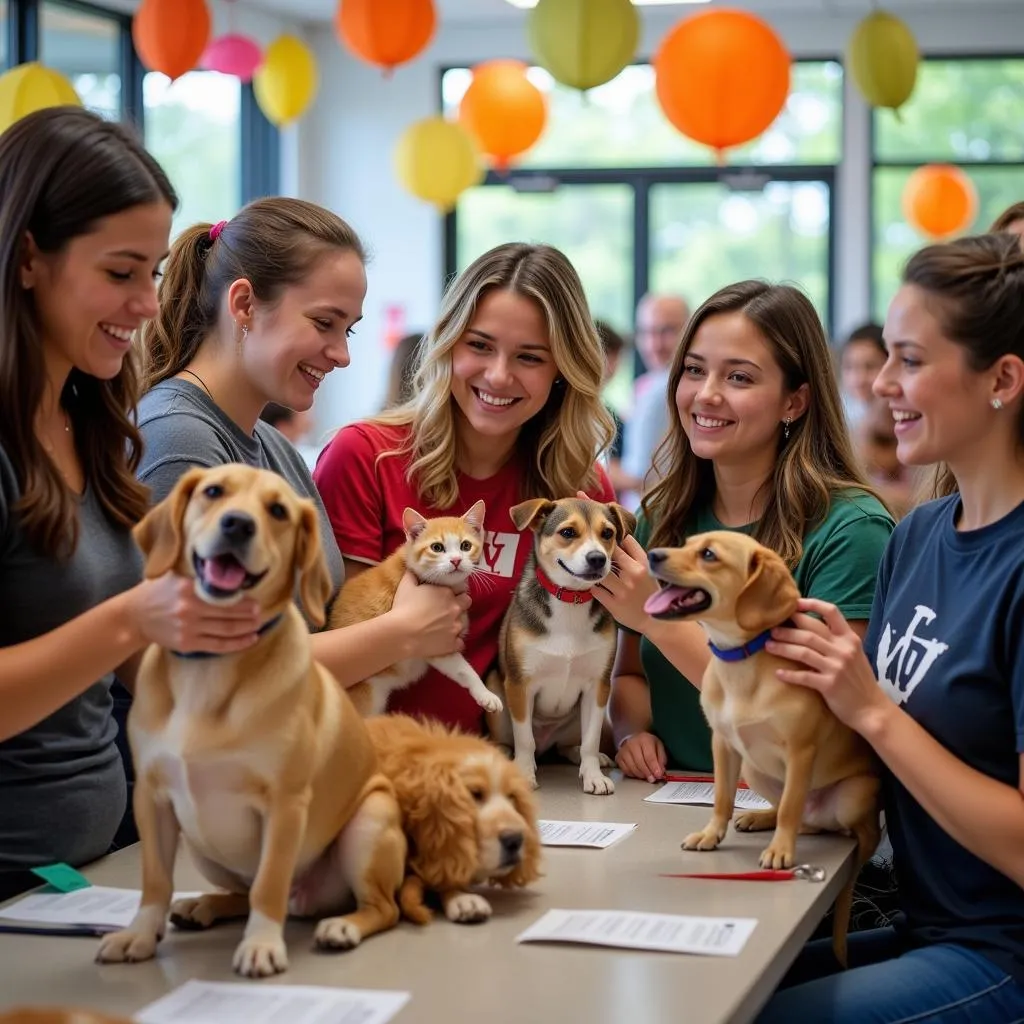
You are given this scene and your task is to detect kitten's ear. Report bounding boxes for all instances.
[462,499,486,535]
[402,507,428,541]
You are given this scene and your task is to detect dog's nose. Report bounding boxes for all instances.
[220,512,256,543]
[648,550,667,567]
[499,830,524,859]
[585,551,607,570]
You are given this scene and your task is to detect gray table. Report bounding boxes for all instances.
[0,767,855,1024]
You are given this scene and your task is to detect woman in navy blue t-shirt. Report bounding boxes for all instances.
[758,233,1024,1022]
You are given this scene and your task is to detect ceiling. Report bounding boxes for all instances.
[240,0,1024,26]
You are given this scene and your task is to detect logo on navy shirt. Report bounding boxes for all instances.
[481,530,520,577]
[875,604,949,705]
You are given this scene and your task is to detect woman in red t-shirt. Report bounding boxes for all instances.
[314,242,616,733]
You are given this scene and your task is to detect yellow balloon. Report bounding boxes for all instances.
[253,35,317,127]
[848,10,919,116]
[528,0,639,92]
[394,116,483,213]
[0,63,81,133]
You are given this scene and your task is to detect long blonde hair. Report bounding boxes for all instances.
[375,243,615,508]
[644,280,878,567]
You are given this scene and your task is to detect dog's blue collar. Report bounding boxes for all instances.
[170,614,283,660]
[707,628,773,662]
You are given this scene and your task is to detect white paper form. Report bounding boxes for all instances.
[0,886,202,933]
[516,908,757,957]
[645,781,772,811]
[538,820,637,848]
[136,980,410,1024]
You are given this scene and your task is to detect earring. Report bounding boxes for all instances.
[235,321,248,355]
[783,416,792,440]
[992,398,1004,410]
[554,377,564,386]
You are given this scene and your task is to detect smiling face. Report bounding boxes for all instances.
[23,201,172,384]
[449,289,560,449]
[876,284,1000,469]
[238,248,366,413]
[675,311,807,471]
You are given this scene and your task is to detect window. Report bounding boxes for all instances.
[872,58,1024,321]
[1,1,8,71]
[144,70,242,236]
[39,1,122,120]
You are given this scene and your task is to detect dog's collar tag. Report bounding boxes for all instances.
[170,613,284,660]
[534,566,594,605]
[707,628,772,662]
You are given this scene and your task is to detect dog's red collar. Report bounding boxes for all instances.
[535,565,595,605]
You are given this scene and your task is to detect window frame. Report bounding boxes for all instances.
[441,58,842,339]
[6,0,278,202]
[868,52,1024,320]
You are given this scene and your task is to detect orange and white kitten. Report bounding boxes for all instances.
[330,500,501,717]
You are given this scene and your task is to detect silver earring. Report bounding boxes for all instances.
[783,416,792,440]
[992,398,1003,410]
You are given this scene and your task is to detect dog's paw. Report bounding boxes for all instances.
[582,771,615,796]
[759,842,795,870]
[314,917,363,952]
[169,895,218,930]
[598,752,616,769]
[513,758,539,789]
[475,691,503,714]
[233,936,288,977]
[734,809,777,833]
[681,826,725,852]
[95,927,160,964]
[444,893,492,924]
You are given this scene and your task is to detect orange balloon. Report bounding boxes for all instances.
[459,60,547,172]
[132,0,211,82]
[902,164,978,240]
[654,9,791,161]
[336,0,436,73]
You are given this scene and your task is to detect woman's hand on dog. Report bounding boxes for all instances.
[392,572,471,658]
[615,731,667,783]
[129,574,263,654]
[767,598,892,736]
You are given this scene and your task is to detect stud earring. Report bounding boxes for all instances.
[992,398,1003,410]
[783,416,792,440]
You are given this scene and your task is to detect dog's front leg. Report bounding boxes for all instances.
[233,793,309,978]
[428,653,503,713]
[506,679,539,789]
[682,732,742,852]
[579,686,614,795]
[760,743,816,869]
[441,889,493,924]
[96,775,179,964]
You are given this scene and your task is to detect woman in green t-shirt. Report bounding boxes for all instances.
[595,280,895,779]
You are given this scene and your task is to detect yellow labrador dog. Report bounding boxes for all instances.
[96,466,405,977]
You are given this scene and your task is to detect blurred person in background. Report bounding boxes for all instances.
[839,322,887,431]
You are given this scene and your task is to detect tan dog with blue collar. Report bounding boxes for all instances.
[644,530,880,967]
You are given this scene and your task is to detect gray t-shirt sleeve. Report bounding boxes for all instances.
[137,411,233,505]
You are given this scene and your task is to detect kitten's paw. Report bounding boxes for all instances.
[475,691,503,714]
[444,893,492,924]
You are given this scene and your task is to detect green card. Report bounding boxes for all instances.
[30,862,92,893]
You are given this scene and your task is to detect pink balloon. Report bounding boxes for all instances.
[200,33,263,82]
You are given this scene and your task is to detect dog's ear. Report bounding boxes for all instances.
[509,499,556,532]
[734,547,801,634]
[132,468,206,578]
[605,502,637,544]
[295,500,332,627]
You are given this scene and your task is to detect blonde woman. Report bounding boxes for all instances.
[314,243,617,733]
[591,281,894,780]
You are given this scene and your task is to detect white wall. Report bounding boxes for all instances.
[295,5,1024,434]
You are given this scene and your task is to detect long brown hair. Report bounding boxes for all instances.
[0,106,176,557]
[141,197,365,390]
[643,281,877,567]
[901,234,1024,498]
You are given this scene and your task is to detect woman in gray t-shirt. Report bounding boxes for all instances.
[0,109,262,902]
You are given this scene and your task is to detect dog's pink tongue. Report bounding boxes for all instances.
[204,555,246,590]
[644,586,685,616]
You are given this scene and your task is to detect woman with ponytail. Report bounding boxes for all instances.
[136,198,469,686]
[757,233,1024,1021]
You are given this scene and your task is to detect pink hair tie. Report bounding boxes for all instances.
[209,220,228,241]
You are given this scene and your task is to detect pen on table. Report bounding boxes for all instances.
[661,773,750,789]
[0,923,112,938]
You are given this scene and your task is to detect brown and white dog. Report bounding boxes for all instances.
[95,466,406,977]
[644,530,881,966]
[486,498,636,795]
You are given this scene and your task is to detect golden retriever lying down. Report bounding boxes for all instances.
[366,715,542,924]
